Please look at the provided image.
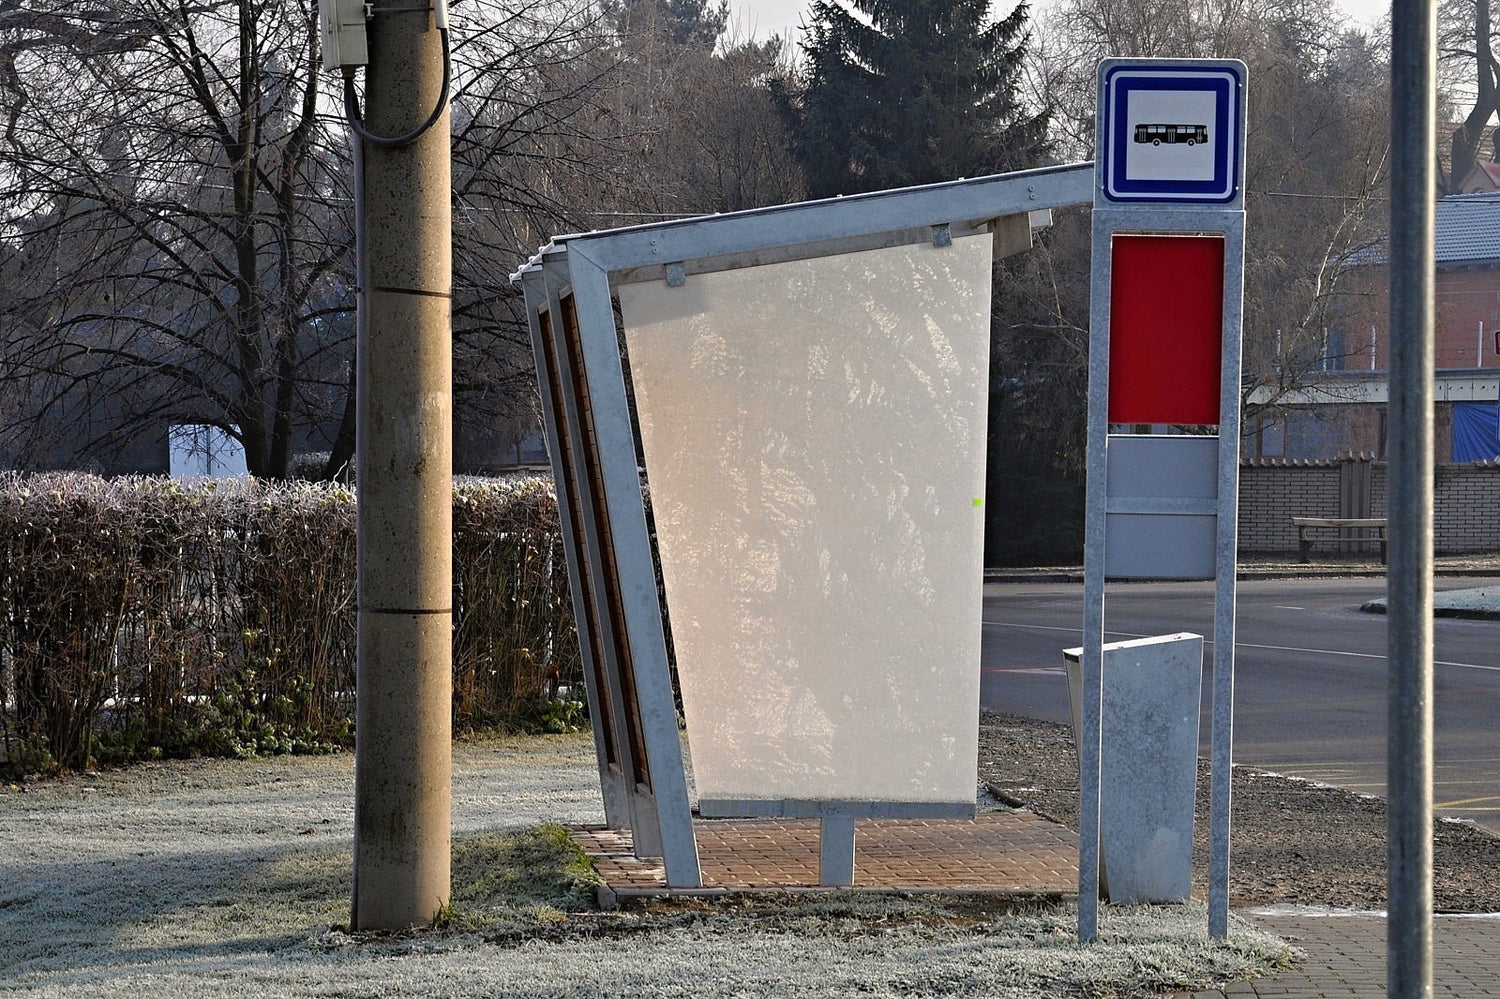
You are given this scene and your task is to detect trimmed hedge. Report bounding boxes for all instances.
[0,473,579,774]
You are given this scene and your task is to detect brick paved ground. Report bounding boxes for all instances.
[1172,911,1500,998]
[573,811,1079,893]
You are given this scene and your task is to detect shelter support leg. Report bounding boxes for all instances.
[819,816,856,887]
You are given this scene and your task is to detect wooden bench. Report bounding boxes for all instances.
[1291,516,1388,564]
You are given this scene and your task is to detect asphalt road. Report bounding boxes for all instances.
[981,576,1500,832]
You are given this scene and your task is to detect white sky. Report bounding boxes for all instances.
[728,0,1389,47]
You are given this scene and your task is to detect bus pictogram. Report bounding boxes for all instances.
[1133,123,1208,146]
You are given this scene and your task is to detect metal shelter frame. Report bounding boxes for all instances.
[510,162,1094,888]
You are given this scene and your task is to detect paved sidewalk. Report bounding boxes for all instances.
[1175,908,1500,998]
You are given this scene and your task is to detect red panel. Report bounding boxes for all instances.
[1109,234,1225,426]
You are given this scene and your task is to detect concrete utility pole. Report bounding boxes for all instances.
[350,1,453,930]
[1387,0,1436,993]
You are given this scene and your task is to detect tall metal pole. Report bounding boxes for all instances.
[1388,0,1435,992]
[1077,214,1112,943]
[351,2,453,930]
[1209,216,1246,940]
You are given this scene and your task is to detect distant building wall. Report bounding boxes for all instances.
[1253,402,1463,463]
[1239,458,1500,554]
[1436,268,1500,370]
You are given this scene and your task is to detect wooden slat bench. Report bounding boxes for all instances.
[1291,516,1388,564]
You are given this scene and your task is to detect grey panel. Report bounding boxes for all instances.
[1105,512,1217,579]
[1105,434,1220,580]
[1107,434,1219,499]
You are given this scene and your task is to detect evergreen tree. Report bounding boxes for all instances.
[786,0,1049,198]
[607,0,729,50]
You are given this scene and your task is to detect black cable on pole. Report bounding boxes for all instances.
[342,27,450,149]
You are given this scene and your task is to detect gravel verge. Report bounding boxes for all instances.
[977,712,1500,913]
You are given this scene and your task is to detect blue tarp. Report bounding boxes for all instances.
[1452,400,1500,463]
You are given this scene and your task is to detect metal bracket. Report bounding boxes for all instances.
[665,263,686,287]
[931,224,952,248]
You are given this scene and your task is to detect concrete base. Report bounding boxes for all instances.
[1065,633,1202,904]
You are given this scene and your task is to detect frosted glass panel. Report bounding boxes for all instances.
[617,235,991,806]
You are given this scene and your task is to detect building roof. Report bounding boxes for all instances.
[1435,193,1500,266]
[1459,161,1500,192]
[1352,193,1500,268]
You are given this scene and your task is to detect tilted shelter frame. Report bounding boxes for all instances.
[512,163,1094,888]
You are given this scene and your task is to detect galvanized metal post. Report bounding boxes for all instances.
[1078,213,1113,943]
[1388,0,1436,993]
[1209,216,1245,940]
[819,816,857,887]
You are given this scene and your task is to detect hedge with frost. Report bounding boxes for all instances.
[0,473,578,772]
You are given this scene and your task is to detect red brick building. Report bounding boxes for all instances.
[1250,192,1500,462]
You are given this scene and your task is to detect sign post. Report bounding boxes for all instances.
[1080,58,1247,942]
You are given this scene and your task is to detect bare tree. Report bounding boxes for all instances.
[0,0,633,478]
[0,0,349,477]
[581,5,803,220]
[1019,0,1391,432]
[645,35,804,214]
[436,0,803,473]
[1439,0,1499,191]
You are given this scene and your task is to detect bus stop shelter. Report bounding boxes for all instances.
[510,163,1093,889]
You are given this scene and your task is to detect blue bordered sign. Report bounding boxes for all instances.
[1098,59,1246,206]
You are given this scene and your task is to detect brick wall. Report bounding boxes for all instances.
[1238,462,1342,551]
[1239,460,1500,554]
[1434,463,1500,551]
[1435,269,1500,370]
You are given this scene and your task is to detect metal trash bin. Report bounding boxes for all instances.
[1064,632,1203,904]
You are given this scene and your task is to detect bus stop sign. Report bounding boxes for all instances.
[1099,62,1245,205]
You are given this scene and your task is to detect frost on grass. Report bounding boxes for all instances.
[0,735,1295,998]
[10,837,1294,999]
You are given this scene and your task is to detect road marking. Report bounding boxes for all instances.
[1278,774,1476,780]
[984,621,1147,639]
[1434,794,1500,808]
[984,620,1500,673]
[1268,758,1500,768]
[1273,605,1306,611]
[1243,641,1500,673]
